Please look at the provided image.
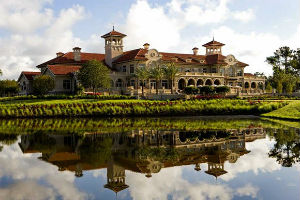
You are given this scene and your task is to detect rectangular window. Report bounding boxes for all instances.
[130,65,134,74]
[203,68,207,73]
[162,80,168,89]
[211,68,217,73]
[122,65,127,72]
[130,80,135,87]
[63,80,71,90]
[237,70,243,76]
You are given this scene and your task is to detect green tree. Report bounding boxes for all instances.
[265,82,272,93]
[0,69,2,76]
[0,80,20,96]
[133,66,150,97]
[33,75,55,95]
[163,62,179,94]
[77,60,110,94]
[149,63,164,94]
[266,46,295,73]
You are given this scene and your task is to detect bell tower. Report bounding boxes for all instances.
[101,27,127,67]
[203,38,225,55]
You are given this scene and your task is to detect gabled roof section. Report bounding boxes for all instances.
[203,40,225,47]
[36,52,105,68]
[113,48,148,63]
[101,30,127,38]
[18,71,41,82]
[47,65,81,75]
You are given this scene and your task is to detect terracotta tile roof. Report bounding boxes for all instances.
[101,30,127,38]
[37,52,105,68]
[47,65,81,75]
[244,73,255,77]
[19,71,41,81]
[113,48,148,63]
[203,40,225,47]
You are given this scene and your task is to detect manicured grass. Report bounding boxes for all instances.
[0,99,287,118]
[261,101,300,120]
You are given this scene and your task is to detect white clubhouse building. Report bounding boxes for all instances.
[18,29,265,96]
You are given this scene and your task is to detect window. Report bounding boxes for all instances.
[162,80,168,89]
[130,65,134,74]
[130,80,135,87]
[237,70,242,76]
[211,68,217,73]
[203,68,207,73]
[198,68,203,73]
[63,80,71,89]
[237,82,243,87]
[122,65,127,72]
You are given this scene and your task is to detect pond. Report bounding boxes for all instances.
[0,116,299,200]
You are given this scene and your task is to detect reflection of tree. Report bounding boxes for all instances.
[269,129,300,167]
[137,147,179,162]
[78,137,112,166]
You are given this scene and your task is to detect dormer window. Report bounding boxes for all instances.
[200,60,205,63]
[186,59,192,63]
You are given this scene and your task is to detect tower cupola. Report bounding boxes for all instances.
[101,27,127,67]
[203,38,225,55]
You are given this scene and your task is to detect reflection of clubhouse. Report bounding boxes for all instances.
[19,128,265,194]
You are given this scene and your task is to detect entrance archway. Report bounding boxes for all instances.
[178,79,186,90]
[187,79,196,86]
[205,79,212,86]
[214,79,221,86]
[245,82,249,89]
[197,79,204,86]
[251,82,257,89]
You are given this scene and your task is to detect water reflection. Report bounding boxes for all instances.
[0,117,299,199]
[18,127,268,194]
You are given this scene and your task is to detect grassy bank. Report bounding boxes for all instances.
[0,98,287,118]
[261,101,300,120]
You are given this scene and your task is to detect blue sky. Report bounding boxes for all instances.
[0,0,299,79]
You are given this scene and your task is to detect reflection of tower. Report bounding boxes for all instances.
[205,162,227,179]
[104,160,129,194]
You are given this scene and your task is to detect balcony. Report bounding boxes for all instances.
[180,72,224,77]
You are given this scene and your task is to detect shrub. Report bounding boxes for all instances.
[33,75,55,95]
[215,86,230,94]
[199,86,215,95]
[183,86,198,95]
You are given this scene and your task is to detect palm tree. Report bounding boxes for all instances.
[163,62,179,94]
[149,63,164,94]
[133,67,150,97]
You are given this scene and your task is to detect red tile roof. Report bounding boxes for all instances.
[203,40,225,47]
[244,73,255,77]
[21,71,41,80]
[47,65,81,75]
[101,30,127,38]
[37,52,105,68]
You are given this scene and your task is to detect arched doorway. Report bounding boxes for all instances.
[258,82,264,90]
[205,79,212,86]
[251,82,256,89]
[214,79,221,86]
[178,79,186,90]
[187,79,196,86]
[197,79,204,86]
[245,82,249,89]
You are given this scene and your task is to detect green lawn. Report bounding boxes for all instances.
[261,100,300,120]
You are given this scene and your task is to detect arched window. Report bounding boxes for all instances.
[214,79,221,86]
[245,82,250,89]
[251,82,257,89]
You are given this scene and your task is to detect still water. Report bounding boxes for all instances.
[0,116,299,200]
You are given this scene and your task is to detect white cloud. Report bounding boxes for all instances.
[0,2,86,79]
[0,141,87,200]
[233,9,255,23]
[236,184,259,198]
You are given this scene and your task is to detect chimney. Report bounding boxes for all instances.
[56,52,64,57]
[73,47,81,61]
[143,43,150,50]
[192,47,199,55]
